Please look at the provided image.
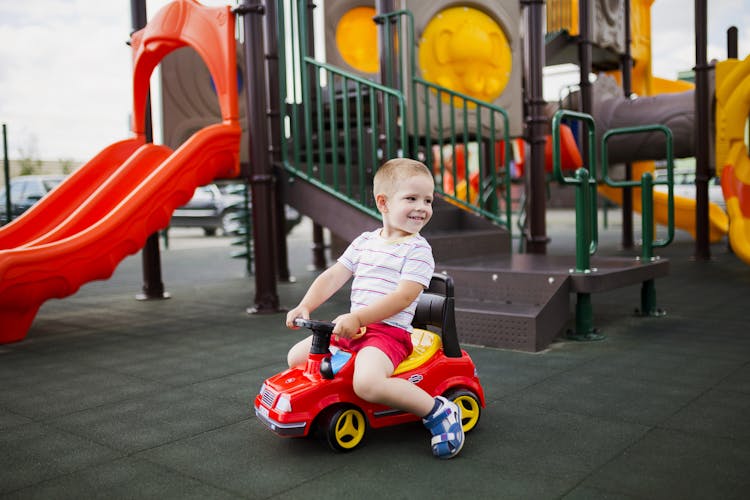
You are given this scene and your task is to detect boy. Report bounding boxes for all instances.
[285,158,464,459]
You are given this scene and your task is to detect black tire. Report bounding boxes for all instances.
[318,406,367,452]
[444,389,481,433]
[203,227,217,236]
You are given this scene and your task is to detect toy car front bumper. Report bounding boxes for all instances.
[255,406,307,437]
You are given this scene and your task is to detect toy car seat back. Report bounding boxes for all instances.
[412,274,462,358]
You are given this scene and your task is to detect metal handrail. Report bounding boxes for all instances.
[552,109,598,271]
[278,1,409,218]
[601,124,675,260]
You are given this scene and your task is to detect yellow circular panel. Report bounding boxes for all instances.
[335,6,378,74]
[419,6,512,103]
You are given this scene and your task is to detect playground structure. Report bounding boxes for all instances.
[0,0,748,349]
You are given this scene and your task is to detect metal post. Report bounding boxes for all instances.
[264,0,293,283]
[131,0,168,301]
[522,0,548,254]
[375,0,399,158]
[376,0,398,89]
[2,124,11,224]
[638,172,664,317]
[239,0,281,313]
[574,168,592,272]
[693,0,711,260]
[569,167,602,341]
[572,292,599,340]
[311,222,327,270]
[620,0,634,249]
[578,0,593,157]
[727,26,738,59]
[640,172,654,262]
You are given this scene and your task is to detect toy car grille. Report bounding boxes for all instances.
[260,386,277,407]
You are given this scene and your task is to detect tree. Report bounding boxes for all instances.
[16,134,42,176]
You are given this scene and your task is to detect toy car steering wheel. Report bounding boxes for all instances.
[293,318,335,333]
[294,318,366,340]
[294,318,335,355]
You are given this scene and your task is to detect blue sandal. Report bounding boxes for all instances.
[422,396,464,459]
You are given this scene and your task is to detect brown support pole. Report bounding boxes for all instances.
[239,0,281,312]
[620,0,634,249]
[578,0,593,151]
[523,0,548,254]
[131,0,168,301]
[727,26,738,59]
[376,0,398,89]
[375,0,399,159]
[263,0,293,283]
[311,222,327,271]
[693,0,711,260]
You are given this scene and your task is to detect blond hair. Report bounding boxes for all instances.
[373,158,433,197]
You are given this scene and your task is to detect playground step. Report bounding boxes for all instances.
[437,266,571,352]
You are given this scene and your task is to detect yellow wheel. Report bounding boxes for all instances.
[446,389,481,432]
[321,406,367,452]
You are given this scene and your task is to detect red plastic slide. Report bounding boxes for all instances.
[0,139,145,249]
[0,0,241,343]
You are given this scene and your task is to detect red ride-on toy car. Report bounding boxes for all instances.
[254,274,485,452]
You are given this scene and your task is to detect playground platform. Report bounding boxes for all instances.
[2,211,749,499]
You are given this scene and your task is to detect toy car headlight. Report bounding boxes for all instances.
[275,395,292,413]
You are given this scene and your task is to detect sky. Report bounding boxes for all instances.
[0,0,749,161]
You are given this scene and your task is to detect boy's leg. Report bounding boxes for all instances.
[287,335,313,368]
[352,346,435,415]
[353,346,465,459]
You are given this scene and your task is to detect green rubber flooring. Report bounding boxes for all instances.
[2,212,749,499]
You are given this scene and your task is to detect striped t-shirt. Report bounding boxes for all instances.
[338,229,435,331]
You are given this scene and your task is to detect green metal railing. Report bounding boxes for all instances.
[552,110,598,273]
[601,124,674,316]
[375,10,512,226]
[277,1,405,219]
[552,110,602,341]
[276,1,513,233]
[552,110,676,338]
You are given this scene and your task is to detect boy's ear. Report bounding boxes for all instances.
[375,193,388,212]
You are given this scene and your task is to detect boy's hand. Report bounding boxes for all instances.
[285,306,310,329]
[332,313,362,338]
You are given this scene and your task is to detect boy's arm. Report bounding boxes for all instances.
[285,262,352,328]
[333,279,423,337]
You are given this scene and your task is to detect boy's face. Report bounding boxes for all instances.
[377,173,434,238]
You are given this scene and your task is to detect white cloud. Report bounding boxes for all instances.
[651,0,750,79]
[0,1,132,161]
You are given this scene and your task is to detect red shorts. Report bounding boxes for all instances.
[333,322,413,369]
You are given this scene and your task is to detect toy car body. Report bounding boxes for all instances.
[254,274,485,451]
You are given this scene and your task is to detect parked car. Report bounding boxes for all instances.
[0,174,65,225]
[170,183,244,236]
[170,182,303,237]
